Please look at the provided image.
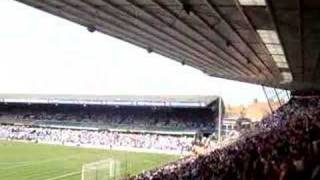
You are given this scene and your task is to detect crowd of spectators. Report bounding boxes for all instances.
[3,96,319,179]
[133,96,320,180]
[0,103,215,132]
[0,125,193,152]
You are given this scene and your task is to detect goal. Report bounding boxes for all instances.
[81,159,121,180]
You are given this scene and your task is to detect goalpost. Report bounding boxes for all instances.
[81,159,121,180]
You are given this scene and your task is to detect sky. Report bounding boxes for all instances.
[0,1,267,105]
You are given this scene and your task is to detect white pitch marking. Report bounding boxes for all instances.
[43,171,81,180]
[0,155,78,170]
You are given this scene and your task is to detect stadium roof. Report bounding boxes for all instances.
[15,0,320,90]
[0,94,218,108]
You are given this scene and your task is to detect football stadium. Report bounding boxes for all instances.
[1,0,320,180]
[0,95,219,179]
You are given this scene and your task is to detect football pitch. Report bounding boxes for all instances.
[0,141,179,180]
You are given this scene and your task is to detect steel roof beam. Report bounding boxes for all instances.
[98,0,250,76]
[52,0,240,77]
[83,0,243,76]
[15,0,285,87]
[123,0,252,77]
[150,0,257,77]
[18,0,233,76]
[175,0,272,81]
[265,0,294,81]
[204,0,277,79]
[298,0,304,80]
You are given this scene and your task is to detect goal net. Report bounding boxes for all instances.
[81,159,121,180]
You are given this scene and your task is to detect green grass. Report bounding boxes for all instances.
[0,141,179,180]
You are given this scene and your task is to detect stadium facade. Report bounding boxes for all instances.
[0,95,222,157]
[0,94,222,132]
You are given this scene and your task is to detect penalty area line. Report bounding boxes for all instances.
[43,171,81,180]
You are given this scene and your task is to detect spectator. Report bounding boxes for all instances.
[133,97,320,180]
[0,125,194,152]
[0,104,215,132]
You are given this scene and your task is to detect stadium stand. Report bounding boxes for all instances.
[132,95,320,180]
[0,125,193,153]
[0,95,219,154]
[0,104,215,132]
